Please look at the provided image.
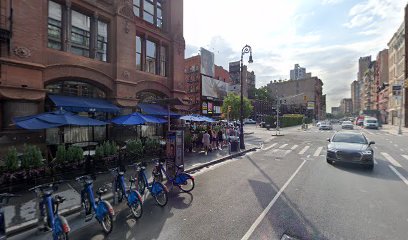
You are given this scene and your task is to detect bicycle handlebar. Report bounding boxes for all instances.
[29,180,64,192]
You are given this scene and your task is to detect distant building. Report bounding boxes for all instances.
[340,98,353,115]
[387,21,405,126]
[247,71,256,99]
[375,49,389,123]
[290,64,307,80]
[362,61,376,111]
[351,80,360,114]
[358,56,372,113]
[266,77,324,120]
[331,107,340,116]
[228,61,253,98]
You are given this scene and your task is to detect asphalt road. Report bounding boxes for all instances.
[10,124,408,240]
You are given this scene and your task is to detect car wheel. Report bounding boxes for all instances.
[326,158,333,164]
[366,164,374,170]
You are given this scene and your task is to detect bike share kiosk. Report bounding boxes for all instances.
[166,131,184,178]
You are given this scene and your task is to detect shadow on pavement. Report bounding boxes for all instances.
[246,155,329,240]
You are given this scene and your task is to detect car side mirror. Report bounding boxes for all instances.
[369,141,375,145]
[327,138,331,142]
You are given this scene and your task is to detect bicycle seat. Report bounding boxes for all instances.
[176,164,184,169]
[97,188,107,195]
[85,179,93,185]
[54,195,65,204]
[118,172,125,176]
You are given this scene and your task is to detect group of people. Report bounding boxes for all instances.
[189,123,241,155]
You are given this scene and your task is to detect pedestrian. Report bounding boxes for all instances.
[202,130,211,155]
[217,128,223,150]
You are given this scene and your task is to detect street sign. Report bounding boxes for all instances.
[307,101,315,110]
[393,85,402,91]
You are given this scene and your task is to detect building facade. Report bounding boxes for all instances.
[228,61,251,98]
[358,56,372,113]
[388,22,405,126]
[331,107,340,116]
[340,98,353,115]
[184,55,231,116]
[375,49,389,122]
[351,80,360,114]
[362,61,376,111]
[289,64,307,80]
[0,0,186,150]
[266,77,324,120]
[246,70,256,99]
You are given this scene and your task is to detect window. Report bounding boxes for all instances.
[48,1,62,50]
[157,2,163,28]
[136,36,142,70]
[146,40,156,74]
[133,0,141,17]
[97,21,108,62]
[46,81,106,98]
[143,0,155,24]
[160,46,166,76]
[70,10,91,57]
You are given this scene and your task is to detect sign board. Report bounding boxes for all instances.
[200,48,215,77]
[208,102,213,114]
[166,131,184,178]
[202,76,228,99]
[307,101,315,110]
[202,102,207,114]
[393,85,402,91]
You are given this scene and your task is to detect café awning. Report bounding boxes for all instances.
[49,95,120,113]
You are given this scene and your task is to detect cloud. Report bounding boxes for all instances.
[322,0,343,5]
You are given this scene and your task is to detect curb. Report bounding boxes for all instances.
[6,147,258,237]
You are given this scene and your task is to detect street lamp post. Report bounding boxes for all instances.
[240,45,253,149]
[398,79,404,135]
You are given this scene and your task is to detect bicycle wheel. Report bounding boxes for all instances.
[130,201,143,219]
[101,214,113,234]
[81,192,92,215]
[177,173,195,193]
[153,183,168,207]
[138,175,146,195]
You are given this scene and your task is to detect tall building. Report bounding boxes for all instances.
[362,61,376,111]
[289,64,308,80]
[388,22,405,126]
[246,70,256,99]
[358,56,372,113]
[331,107,340,116]
[351,80,360,114]
[266,77,324,120]
[228,61,252,98]
[340,98,353,115]
[0,0,185,151]
[185,54,231,116]
[375,49,389,123]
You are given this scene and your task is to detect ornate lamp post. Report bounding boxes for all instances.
[240,45,253,149]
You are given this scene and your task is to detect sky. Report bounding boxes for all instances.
[183,0,406,111]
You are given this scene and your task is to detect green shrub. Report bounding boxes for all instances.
[144,138,160,156]
[5,147,19,172]
[95,145,104,159]
[126,139,144,161]
[55,145,66,164]
[21,145,43,169]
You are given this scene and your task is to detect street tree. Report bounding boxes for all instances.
[222,93,253,120]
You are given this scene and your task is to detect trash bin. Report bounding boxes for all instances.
[229,136,240,152]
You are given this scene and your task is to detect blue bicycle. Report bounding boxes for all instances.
[76,175,114,234]
[131,162,168,207]
[153,159,195,193]
[29,181,70,240]
[110,167,144,219]
[0,193,20,240]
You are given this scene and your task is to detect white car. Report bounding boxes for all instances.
[244,119,256,124]
[316,121,322,127]
[364,118,379,129]
[341,121,354,129]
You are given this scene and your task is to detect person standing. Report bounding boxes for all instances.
[202,130,211,155]
[217,128,223,150]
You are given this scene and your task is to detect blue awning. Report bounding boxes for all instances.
[137,103,180,117]
[110,112,167,125]
[49,95,120,113]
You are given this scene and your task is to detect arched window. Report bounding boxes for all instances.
[46,80,106,98]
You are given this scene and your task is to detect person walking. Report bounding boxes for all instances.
[217,128,223,150]
[202,130,211,155]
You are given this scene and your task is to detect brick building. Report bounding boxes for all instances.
[0,0,185,150]
[184,55,231,116]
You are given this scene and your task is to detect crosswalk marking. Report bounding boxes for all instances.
[291,145,298,150]
[381,152,402,168]
[313,147,323,157]
[264,136,276,143]
[299,146,310,155]
[402,155,408,161]
[389,165,408,186]
[263,143,278,151]
[279,144,288,149]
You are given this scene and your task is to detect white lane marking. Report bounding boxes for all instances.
[394,144,399,147]
[272,149,278,153]
[366,131,374,135]
[373,159,378,165]
[291,145,299,150]
[299,146,310,155]
[389,165,408,186]
[381,152,402,168]
[374,146,378,149]
[279,144,288,149]
[402,155,408,161]
[284,150,292,156]
[265,136,276,143]
[313,147,323,157]
[263,143,278,151]
[241,159,307,240]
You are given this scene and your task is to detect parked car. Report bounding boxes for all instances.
[244,119,256,124]
[326,132,375,170]
[341,121,354,129]
[363,117,379,129]
[316,121,322,127]
[319,122,333,130]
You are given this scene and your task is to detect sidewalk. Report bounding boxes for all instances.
[380,124,408,135]
[5,140,258,236]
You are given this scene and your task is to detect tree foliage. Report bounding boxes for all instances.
[221,93,253,120]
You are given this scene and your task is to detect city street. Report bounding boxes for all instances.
[10,124,408,240]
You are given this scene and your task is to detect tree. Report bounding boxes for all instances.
[222,93,253,120]
[254,86,274,102]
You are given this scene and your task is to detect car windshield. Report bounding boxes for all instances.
[332,134,367,144]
